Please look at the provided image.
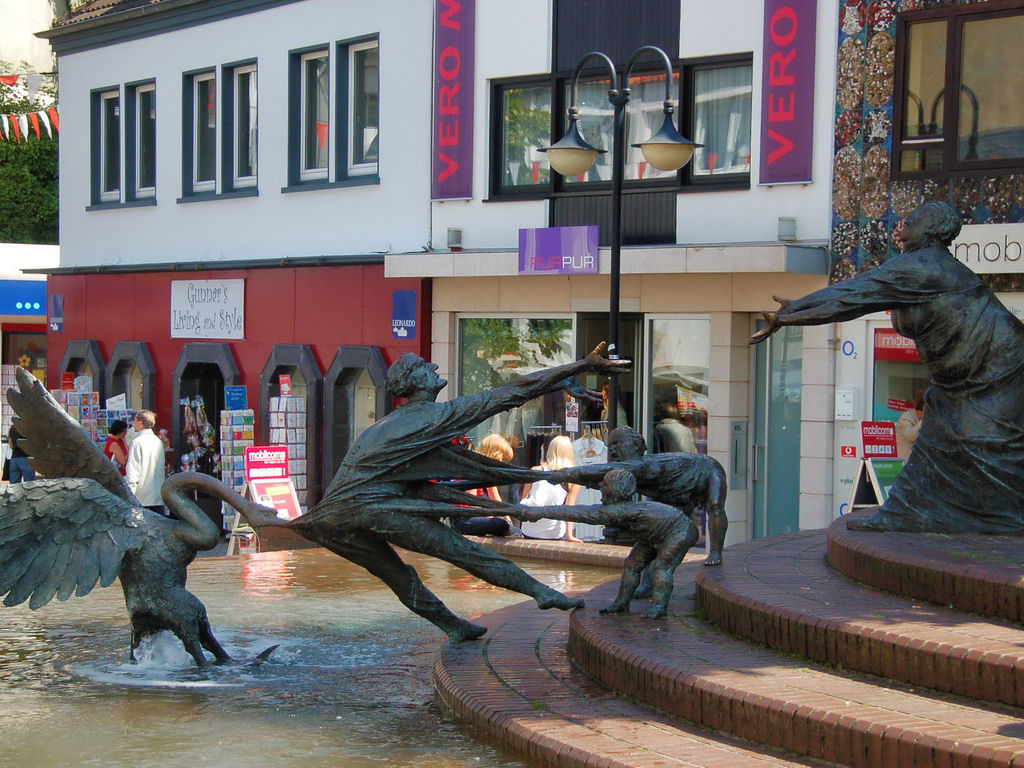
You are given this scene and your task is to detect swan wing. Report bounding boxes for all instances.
[0,478,148,610]
[6,367,140,506]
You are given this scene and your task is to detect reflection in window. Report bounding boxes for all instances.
[234,65,258,185]
[564,72,681,184]
[899,20,946,172]
[302,52,330,178]
[193,73,216,191]
[350,41,379,171]
[691,64,751,177]
[136,84,156,195]
[959,14,1024,162]
[100,91,120,201]
[499,82,551,188]
[648,317,710,455]
[458,317,573,446]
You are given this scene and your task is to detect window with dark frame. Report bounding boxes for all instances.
[231,63,258,189]
[286,36,380,190]
[895,2,1024,177]
[488,55,752,200]
[99,90,121,203]
[134,83,156,198]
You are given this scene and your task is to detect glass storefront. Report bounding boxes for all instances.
[647,316,710,455]
[872,328,928,422]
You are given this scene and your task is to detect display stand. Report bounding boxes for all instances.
[849,457,904,509]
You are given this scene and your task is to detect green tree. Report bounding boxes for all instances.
[0,62,58,244]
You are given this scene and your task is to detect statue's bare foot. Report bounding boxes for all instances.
[704,550,723,566]
[536,590,585,611]
[599,602,628,614]
[447,621,488,643]
[641,606,667,619]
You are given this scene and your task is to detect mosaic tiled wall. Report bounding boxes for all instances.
[831,0,1024,289]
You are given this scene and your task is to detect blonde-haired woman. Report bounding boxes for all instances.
[451,433,517,536]
[519,435,583,542]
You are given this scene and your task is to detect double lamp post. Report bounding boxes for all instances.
[542,45,700,431]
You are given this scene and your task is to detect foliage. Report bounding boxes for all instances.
[0,61,58,244]
[503,88,552,186]
[459,318,572,394]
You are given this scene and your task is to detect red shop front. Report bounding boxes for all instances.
[43,260,430,512]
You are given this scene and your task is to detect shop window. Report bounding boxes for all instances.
[575,312,642,435]
[458,317,575,455]
[646,316,710,455]
[872,329,929,421]
[106,341,156,412]
[59,339,106,401]
[1,330,46,378]
[323,346,389,493]
[260,345,322,507]
[183,69,217,195]
[286,36,379,190]
[895,3,1024,176]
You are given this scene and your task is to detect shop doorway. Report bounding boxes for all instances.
[59,339,105,400]
[575,312,642,432]
[260,344,322,507]
[172,343,240,530]
[751,320,802,538]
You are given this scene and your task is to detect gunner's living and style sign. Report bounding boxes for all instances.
[170,279,245,339]
[759,0,816,185]
[431,0,474,200]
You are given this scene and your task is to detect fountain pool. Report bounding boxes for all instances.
[0,547,615,768]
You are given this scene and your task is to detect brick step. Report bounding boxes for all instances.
[571,569,1024,768]
[434,598,830,768]
[696,527,1024,707]
[826,512,1024,624]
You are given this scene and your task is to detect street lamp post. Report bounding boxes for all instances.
[542,46,699,431]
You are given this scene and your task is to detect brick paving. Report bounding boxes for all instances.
[437,526,1024,768]
[696,526,1024,707]
[434,587,827,768]
[826,512,1024,624]
[572,572,1024,767]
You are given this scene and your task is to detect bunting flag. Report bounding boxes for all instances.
[0,107,60,142]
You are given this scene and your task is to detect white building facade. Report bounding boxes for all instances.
[43,0,841,547]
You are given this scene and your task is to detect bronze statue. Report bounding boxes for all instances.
[751,201,1024,534]
[516,468,697,617]
[3,367,279,665]
[252,344,630,642]
[546,426,728,565]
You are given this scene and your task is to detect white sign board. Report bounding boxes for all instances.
[952,223,1024,274]
[170,279,245,339]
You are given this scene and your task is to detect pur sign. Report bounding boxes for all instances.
[951,223,1024,274]
[431,0,475,200]
[759,0,816,185]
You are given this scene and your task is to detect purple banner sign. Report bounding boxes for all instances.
[518,226,599,275]
[759,0,816,184]
[431,0,475,200]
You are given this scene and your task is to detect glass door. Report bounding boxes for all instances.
[751,320,802,538]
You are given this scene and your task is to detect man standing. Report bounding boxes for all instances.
[126,410,166,515]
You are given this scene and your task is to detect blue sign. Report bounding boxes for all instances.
[224,385,248,410]
[0,280,46,316]
[48,293,63,332]
[392,290,417,340]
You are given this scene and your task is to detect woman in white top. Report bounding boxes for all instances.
[519,435,583,542]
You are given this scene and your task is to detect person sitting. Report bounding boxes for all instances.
[451,433,518,536]
[519,435,583,542]
[516,468,697,618]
